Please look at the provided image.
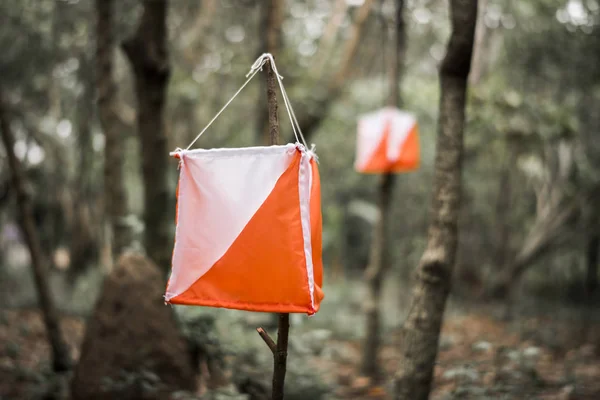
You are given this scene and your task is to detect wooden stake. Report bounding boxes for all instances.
[255,58,290,400]
[272,313,289,400]
[265,60,279,146]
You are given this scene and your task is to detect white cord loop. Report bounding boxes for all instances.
[180,53,308,151]
[171,147,185,169]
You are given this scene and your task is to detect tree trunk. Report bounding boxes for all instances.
[0,94,72,372]
[122,0,172,273]
[360,0,405,381]
[361,173,395,380]
[394,1,478,399]
[96,0,131,258]
[586,233,599,296]
[256,0,283,144]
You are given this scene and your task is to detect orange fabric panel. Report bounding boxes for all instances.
[390,123,420,172]
[169,152,315,314]
[359,121,391,173]
[310,158,324,309]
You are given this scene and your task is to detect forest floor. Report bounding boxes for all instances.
[328,312,600,399]
[1,303,599,400]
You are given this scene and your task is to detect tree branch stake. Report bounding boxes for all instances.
[256,58,290,400]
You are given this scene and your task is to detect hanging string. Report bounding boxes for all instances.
[181,53,308,151]
[246,53,308,149]
[183,66,262,150]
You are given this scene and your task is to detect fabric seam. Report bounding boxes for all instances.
[176,143,296,159]
[165,156,186,301]
[298,152,315,311]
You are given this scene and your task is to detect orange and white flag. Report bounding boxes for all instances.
[165,144,324,315]
[355,107,420,173]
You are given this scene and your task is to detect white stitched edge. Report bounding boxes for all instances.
[173,143,296,158]
[298,152,315,310]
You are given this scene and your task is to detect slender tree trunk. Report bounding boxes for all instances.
[256,0,283,144]
[122,0,172,272]
[394,1,478,398]
[96,0,131,258]
[0,94,72,372]
[361,173,395,379]
[360,0,405,381]
[586,233,599,296]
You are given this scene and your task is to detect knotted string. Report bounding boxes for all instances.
[178,53,309,152]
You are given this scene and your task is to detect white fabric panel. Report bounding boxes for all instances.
[298,152,315,309]
[355,109,386,170]
[165,144,297,300]
[387,108,417,160]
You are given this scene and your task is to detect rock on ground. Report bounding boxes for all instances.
[70,252,196,400]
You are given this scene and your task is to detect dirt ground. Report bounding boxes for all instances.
[327,312,600,399]
[2,306,600,400]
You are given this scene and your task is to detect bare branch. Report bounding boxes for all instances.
[297,0,375,142]
[110,101,136,128]
[256,327,277,354]
[312,0,349,76]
